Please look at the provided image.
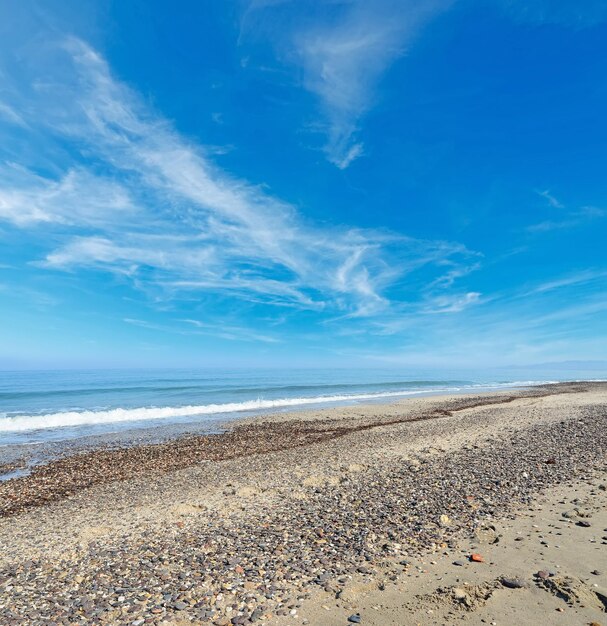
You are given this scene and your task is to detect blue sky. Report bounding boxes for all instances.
[0,0,606,369]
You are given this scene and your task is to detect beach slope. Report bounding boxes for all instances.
[0,382,605,625]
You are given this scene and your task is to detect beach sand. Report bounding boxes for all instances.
[0,382,605,624]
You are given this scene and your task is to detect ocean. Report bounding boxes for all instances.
[0,367,603,447]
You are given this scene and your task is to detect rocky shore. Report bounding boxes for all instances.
[0,382,605,625]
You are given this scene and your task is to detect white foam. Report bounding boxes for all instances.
[0,380,557,434]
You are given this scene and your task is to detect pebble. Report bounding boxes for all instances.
[348,614,361,623]
[0,384,605,625]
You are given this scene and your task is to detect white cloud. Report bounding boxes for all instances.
[124,317,279,343]
[0,282,59,307]
[527,205,606,232]
[429,262,482,289]
[1,38,477,318]
[0,167,135,226]
[180,318,280,343]
[425,291,481,313]
[0,101,26,127]
[248,1,601,170]
[331,142,364,170]
[522,270,607,296]
[247,0,452,168]
[536,189,564,209]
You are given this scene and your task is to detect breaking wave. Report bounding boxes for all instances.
[0,380,556,434]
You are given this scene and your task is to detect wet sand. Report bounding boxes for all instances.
[0,382,605,625]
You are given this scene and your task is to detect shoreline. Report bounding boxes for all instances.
[0,380,583,472]
[0,381,605,624]
[0,382,587,517]
[0,379,572,462]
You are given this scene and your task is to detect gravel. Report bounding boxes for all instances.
[0,383,604,625]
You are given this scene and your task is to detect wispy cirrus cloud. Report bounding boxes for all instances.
[527,190,606,232]
[0,38,477,321]
[244,0,452,168]
[0,166,135,226]
[527,206,607,232]
[536,189,564,209]
[124,317,280,343]
[242,1,605,169]
[180,318,281,343]
[347,271,607,365]
[0,283,59,308]
[521,269,607,296]
[428,261,482,289]
[424,291,481,314]
[0,101,26,127]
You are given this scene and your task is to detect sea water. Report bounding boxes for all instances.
[0,367,600,446]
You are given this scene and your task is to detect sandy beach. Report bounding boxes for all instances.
[4,4,606,624]
[1,382,606,625]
